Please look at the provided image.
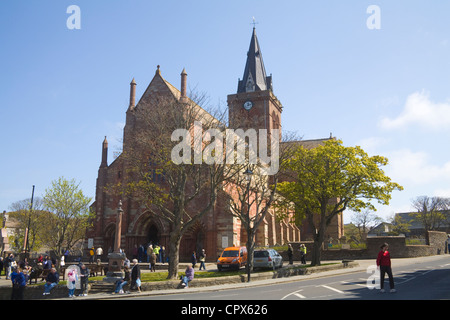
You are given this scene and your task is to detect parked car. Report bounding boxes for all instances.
[217,246,247,271]
[253,248,283,269]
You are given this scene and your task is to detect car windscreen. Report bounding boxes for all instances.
[221,250,239,257]
[254,251,269,258]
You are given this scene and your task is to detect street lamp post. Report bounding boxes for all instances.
[23,185,35,255]
[244,168,253,282]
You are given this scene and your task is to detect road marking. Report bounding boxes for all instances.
[263,289,282,293]
[320,285,345,294]
[281,289,305,300]
[210,293,239,298]
[341,280,366,287]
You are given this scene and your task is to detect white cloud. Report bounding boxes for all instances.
[380,91,450,130]
[385,148,450,186]
[433,188,450,198]
[356,137,389,155]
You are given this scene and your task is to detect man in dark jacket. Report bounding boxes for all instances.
[43,268,59,295]
[78,263,89,296]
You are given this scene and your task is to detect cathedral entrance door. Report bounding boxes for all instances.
[147,224,159,245]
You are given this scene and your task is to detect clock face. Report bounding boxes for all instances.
[243,100,253,111]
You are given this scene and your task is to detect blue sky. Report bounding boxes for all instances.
[1,1,450,224]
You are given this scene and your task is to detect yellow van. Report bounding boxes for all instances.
[217,246,247,271]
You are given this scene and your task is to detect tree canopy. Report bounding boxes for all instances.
[276,139,403,265]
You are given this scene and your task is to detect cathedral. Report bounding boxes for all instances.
[86,28,343,261]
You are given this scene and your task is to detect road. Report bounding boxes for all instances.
[117,255,450,300]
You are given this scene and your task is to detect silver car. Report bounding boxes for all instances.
[253,249,283,269]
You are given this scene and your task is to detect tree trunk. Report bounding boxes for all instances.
[246,228,255,282]
[310,211,326,266]
[167,232,182,280]
[311,239,322,266]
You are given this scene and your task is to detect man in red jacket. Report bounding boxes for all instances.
[376,243,396,293]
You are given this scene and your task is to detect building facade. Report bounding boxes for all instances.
[86,28,344,261]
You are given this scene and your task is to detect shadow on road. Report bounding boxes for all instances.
[336,268,450,300]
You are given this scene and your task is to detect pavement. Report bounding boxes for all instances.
[2,255,448,300]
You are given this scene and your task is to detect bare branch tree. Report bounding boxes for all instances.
[118,91,241,279]
[411,196,449,231]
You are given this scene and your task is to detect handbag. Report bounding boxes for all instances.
[136,278,141,287]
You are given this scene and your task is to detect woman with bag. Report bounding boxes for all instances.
[130,259,141,292]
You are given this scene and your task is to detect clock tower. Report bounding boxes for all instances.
[228,27,282,133]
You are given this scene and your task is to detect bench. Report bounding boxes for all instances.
[86,264,105,277]
[28,268,51,285]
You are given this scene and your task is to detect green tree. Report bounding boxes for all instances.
[8,197,52,253]
[389,214,411,236]
[43,177,92,266]
[276,139,403,266]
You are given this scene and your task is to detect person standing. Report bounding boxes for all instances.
[11,267,27,300]
[446,235,450,254]
[191,251,197,269]
[300,244,307,264]
[160,246,165,264]
[149,251,157,272]
[0,257,3,279]
[153,245,160,263]
[96,246,103,262]
[67,269,78,298]
[89,247,95,263]
[78,263,89,296]
[376,243,396,293]
[130,259,141,292]
[199,249,206,271]
[287,244,293,265]
[5,254,15,279]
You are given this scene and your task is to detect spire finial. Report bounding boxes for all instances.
[251,17,258,29]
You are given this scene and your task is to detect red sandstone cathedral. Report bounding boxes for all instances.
[85,28,343,261]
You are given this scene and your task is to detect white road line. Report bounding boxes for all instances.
[320,285,345,294]
[341,280,366,287]
[294,293,306,299]
[263,289,283,293]
[281,289,305,300]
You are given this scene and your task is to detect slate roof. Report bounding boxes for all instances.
[237,28,273,93]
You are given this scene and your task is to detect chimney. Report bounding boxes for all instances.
[180,68,187,102]
[129,78,136,109]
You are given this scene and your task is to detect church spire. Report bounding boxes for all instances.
[100,136,108,168]
[237,27,272,93]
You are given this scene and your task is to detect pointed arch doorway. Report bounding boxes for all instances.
[147,224,159,245]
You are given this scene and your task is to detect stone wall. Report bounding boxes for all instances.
[285,231,448,262]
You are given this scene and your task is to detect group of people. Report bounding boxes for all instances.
[131,243,166,264]
[41,262,90,298]
[113,258,141,294]
[190,249,207,271]
[1,253,90,299]
[2,240,405,298]
[88,246,104,264]
[287,244,307,265]
[146,244,165,271]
